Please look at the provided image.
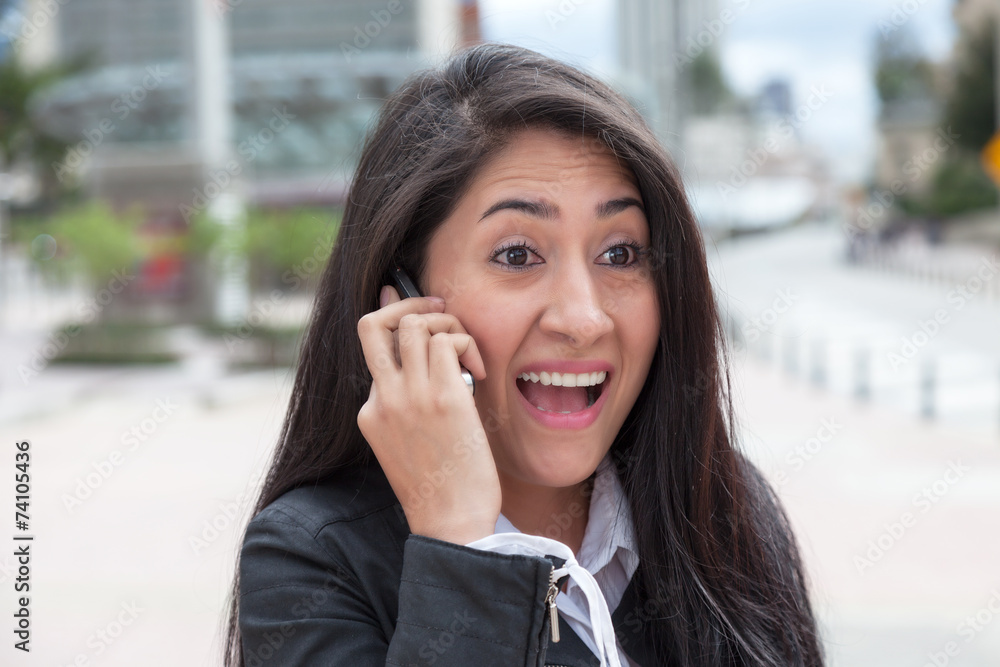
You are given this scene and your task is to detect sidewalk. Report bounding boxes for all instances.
[709,220,1000,435]
[715,220,1000,666]
[2,363,294,667]
[733,353,1000,667]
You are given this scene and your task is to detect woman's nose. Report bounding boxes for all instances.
[538,264,614,347]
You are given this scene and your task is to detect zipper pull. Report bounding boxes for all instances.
[545,569,560,643]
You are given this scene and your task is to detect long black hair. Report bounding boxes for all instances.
[224,43,824,666]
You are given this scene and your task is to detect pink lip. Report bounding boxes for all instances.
[514,359,614,430]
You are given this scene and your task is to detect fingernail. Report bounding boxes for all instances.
[380,286,392,308]
[426,296,445,305]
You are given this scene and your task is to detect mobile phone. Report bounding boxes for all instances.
[390,267,475,395]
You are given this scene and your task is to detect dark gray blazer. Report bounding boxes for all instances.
[238,461,659,666]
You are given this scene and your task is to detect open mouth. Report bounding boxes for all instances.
[515,371,608,414]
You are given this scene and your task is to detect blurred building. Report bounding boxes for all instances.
[684,100,833,234]
[952,0,998,32]
[757,79,793,117]
[27,0,467,209]
[619,1,832,234]
[10,0,471,324]
[874,98,941,198]
[458,0,481,48]
[616,0,719,153]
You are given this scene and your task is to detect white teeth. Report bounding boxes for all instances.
[517,370,607,387]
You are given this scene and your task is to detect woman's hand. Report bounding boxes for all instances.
[357,286,499,545]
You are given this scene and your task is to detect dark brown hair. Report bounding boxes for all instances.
[224,42,824,666]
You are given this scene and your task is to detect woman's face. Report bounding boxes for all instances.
[423,128,660,491]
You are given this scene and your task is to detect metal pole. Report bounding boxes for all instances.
[854,347,870,401]
[810,338,826,388]
[920,359,935,420]
[783,334,797,376]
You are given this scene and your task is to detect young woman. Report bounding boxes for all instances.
[225,43,824,667]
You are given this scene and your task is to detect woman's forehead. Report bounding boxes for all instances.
[467,129,640,198]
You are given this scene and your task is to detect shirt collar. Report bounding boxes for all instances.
[577,455,638,579]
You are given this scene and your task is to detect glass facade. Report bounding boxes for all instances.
[38,0,427,181]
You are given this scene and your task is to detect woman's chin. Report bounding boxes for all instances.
[499,447,606,490]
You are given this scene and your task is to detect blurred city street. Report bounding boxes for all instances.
[1,218,998,665]
[711,221,1000,667]
[711,220,1000,435]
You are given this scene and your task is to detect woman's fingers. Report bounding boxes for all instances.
[357,293,444,384]
[360,292,486,388]
[427,332,486,392]
[397,313,487,383]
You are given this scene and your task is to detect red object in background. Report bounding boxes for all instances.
[137,253,185,296]
[461,0,481,47]
[133,210,190,299]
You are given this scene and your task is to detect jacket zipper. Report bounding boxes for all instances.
[545,568,560,643]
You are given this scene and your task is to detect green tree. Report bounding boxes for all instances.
[878,19,999,219]
[874,27,935,108]
[0,54,79,200]
[943,18,995,151]
[922,17,999,217]
[40,200,142,285]
[900,155,998,217]
[243,207,340,289]
[687,50,733,115]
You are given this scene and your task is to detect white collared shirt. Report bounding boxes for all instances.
[467,456,641,666]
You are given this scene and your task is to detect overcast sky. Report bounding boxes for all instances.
[479,0,958,184]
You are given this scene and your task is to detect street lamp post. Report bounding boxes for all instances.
[188,0,248,327]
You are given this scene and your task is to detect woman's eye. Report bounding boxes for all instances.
[604,246,631,265]
[504,247,529,265]
[599,244,642,266]
[491,244,541,268]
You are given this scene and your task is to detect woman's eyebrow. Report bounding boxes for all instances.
[596,197,644,218]
[478,198,556,222]
[478,197,644,222]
